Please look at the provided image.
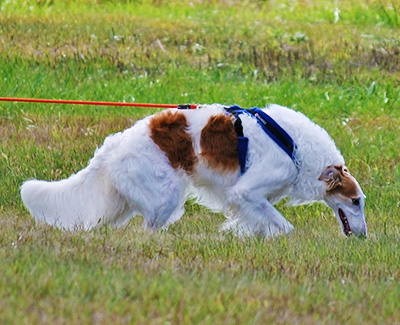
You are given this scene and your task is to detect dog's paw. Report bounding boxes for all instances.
[221,218,294,238]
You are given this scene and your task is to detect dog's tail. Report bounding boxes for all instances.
[20,160,127,230]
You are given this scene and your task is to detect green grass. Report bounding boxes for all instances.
[1,0,400,323]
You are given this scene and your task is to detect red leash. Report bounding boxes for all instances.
[0,97,197,109]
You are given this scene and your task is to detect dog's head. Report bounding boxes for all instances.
[319,165,367,237]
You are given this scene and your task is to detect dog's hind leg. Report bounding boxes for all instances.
[138,175,187,231]
[105,179,186,231]
[108,154,187,231]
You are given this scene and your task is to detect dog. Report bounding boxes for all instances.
[21,104,367,237]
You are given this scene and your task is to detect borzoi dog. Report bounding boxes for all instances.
[21,104,367,237]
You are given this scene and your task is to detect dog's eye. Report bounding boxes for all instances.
[352,198,360,206]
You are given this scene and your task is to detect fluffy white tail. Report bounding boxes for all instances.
[20,164,127,230]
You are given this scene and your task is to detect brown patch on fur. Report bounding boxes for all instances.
[200,114,239,172]
[149,110,197,174]
[320,165,359,198]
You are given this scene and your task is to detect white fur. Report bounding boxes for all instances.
[21,104,348,236]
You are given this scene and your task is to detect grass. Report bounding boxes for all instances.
[1,0,400,323]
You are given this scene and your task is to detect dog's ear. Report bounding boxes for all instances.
[318,165,342,191]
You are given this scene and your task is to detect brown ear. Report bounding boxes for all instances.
[318,166,342,191]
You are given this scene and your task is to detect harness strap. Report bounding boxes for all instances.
[247,108,297,161]
[224,106,248,173]
[225,105,298,173]
[232,117,248,174]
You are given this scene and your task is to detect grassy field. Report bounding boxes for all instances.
[1,0,400,323]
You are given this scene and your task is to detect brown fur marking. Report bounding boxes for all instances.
[200,114,239,172]
[149,111,197,174]
[325,165,360,198]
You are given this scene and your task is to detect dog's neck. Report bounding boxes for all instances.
[262,105,345,206]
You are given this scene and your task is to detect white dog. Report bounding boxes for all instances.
[21,104,367,237]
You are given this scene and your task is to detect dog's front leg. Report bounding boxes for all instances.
[223,188,294,237]
[221,158,297,237]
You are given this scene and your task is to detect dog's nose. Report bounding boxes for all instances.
[355,232,367,239]
[353,225,367,238]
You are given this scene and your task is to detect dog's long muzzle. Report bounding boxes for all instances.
[337,208,367,238]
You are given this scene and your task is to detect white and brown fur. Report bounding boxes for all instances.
[21,104,367,237]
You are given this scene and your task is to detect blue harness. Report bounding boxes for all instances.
[225,105,297,173]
